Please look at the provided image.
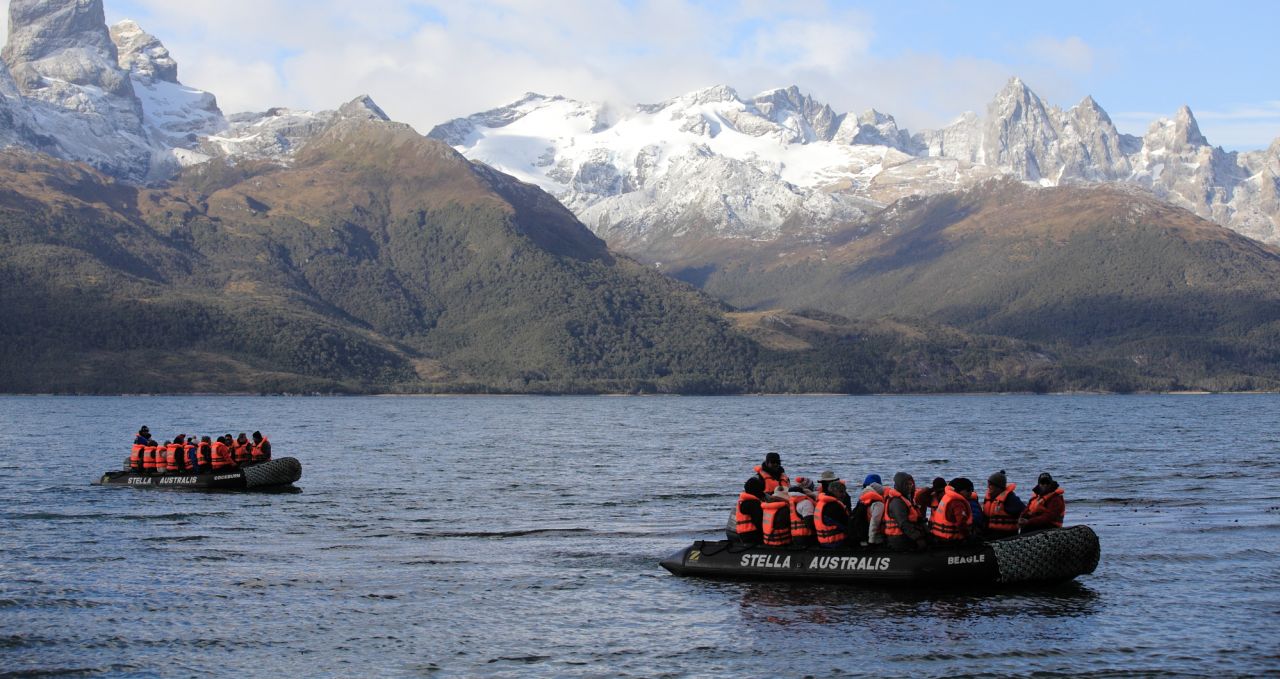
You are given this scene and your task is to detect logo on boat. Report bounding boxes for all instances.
[159,476,197,484]
[213,474,240,480]
[807,555,891,571]
[947,554,986,565]
[741,554,792,568]
[127,477,152,485]
[689,550,701,562]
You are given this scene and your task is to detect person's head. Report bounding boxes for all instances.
[763,452,782,470]
[951,477,974,494]
[252,431,263,442]
[792,476,816,493]
[818,470,838,486]
[862,474,881,488]
[829,480,848,499]
[893,471,916,496]
[201,436,211,443]
[163,440,171,446]
[237,433,248,442]
[138,426,149,436]
[146,438,157,446]
[988,470,1008,491]
[771,486,790,501]
[744,476,765,497]
[1038,472,1054,486]
[931,477,947,493]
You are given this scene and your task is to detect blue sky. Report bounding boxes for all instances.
[5,0,1276,149]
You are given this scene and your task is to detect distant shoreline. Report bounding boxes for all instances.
[2,390,1275,397]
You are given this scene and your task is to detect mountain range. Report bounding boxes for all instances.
[2,0,1280,394]
[431,80,1280,262]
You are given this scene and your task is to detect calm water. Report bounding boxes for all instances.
[1,395,1278,677]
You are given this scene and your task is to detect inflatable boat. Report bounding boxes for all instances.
[661,525,1099,586]
[95,458,303,491]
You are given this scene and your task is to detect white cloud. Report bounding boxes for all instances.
[1027,35,1095,74]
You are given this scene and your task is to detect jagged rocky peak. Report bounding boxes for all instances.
[2,0,133,99]
[1144,104,1210,153]
[751,85,839,141]
[110,19,177,84]
[337,94,390,122]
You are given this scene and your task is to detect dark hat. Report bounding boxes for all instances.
[862,474,881,488]
[139,426,149,433]
[829,480,847,494]
[1038,472,1054,484]
[951,477,974,493]
[744,476,765,494]
[932,477,947,491]
[988,470,1008,488]
[764,452,781,464]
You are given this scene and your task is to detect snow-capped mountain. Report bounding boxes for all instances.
[433,78,1280,251]
[0,0,228,181]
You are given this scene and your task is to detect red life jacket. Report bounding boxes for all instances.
[211,441,235,471]
[251,437,271,462]
[761,500,792,547]
[130,442,145,472]
[734,492,761,535]
[929,486,972,542]
[788,494,814,538]
[142,445,157,472]
[983,483,1019,534]
[754,465,789,494]
[883,487,922,537]
[1025,487,1066,528]
[813,493,848,546]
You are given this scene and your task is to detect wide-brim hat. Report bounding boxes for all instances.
[771,486,791,499]
[818,471,838,482]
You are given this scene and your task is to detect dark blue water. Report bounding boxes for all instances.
[1,395,1278,677]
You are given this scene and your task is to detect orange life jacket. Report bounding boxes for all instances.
[883,487,922,537]
[155,444,170,473]
[754,465,789,494]
[197,442,212,468]
[860,487,884,507]
[211,441,235,471]
[167,443,185,472]
[761,501,792,547]
[735,492,761,535]
[1026,487,1066,528]
[813,493,848,546]
[983,483,1019,533]
[142,445,157,472]
[130,442,145,471]
[929,486,972,542]
[251,437,271,462]
[233,441,252,464]
[788,494,814,538]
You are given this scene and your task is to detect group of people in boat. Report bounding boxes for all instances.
[733,452,1066,551]
[129,425,272,475]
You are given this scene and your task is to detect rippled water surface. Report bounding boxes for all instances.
[1,395,1278,677]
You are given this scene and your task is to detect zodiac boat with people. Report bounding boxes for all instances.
[660,526,1100,586]
[95,458,303,491]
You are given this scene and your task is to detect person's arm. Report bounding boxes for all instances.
[746,501,763,530]
[1005,493,1025,518]
[869,502,885,542]
[889,498,927,545]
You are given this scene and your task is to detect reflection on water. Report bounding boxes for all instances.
[0,395,1277,676]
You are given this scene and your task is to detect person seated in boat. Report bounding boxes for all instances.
[817,470,841,497]
[130,426,150,473]
[1019,472,1065,533]
[212,435,237,471]
[167,437,189,474]
[914,477,947,522]
[143,438,160,475]
[929,478,975,544]
[754,452,789,494]
[196,436,214,473]
[183,436,198,473]
[761,486,793,548]
[251,431,272,463]
[787,477,818,547]
[852,475,886,548]
[885,472,929,551]
[956,478,986,536]
[814,481,852,549]
[982,470,1025,538]
[233,433,253,466]
[733,477,768,546]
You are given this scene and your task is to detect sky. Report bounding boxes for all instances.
[3,0,1277,150]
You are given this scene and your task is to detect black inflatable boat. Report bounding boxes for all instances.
[661,526,1100,586]
[95,458,303,491]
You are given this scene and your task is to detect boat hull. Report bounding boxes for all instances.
[661,525,1099,586]
[95,457,303,491]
